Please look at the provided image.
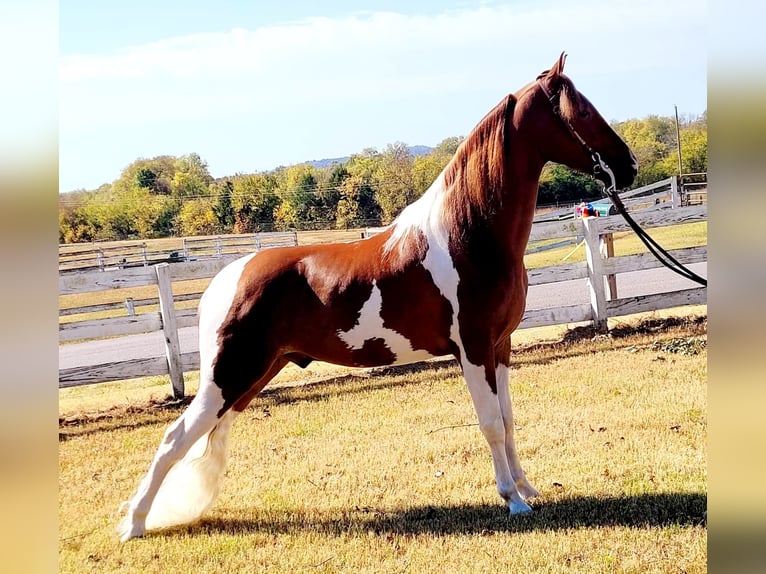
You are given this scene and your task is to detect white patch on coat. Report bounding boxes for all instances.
[197,253,258,372]
[337,280,433,365]
[385,169,450,255]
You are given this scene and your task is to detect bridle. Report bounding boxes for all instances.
[535,78,707,288]
[536,78,618,194]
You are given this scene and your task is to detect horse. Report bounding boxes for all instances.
[118,53,637,541]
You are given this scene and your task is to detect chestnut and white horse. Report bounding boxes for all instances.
[119,53,637,540]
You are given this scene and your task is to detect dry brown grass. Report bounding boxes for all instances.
[59,315,706,573]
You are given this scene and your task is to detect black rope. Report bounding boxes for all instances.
[535,77,707,288]
[605,190,707,287]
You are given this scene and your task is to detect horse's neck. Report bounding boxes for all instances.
[463,151,543,262]
[386,152,542,260]
[494,181,540,261]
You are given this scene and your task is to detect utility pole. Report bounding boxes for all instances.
[674,105,683,177]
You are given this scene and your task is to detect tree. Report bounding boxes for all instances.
[230,173,281,233]
[613,116,676,187]
[374,142,415,223]
[171,153,214,199]
[274,201,299,231]
[537,164,603,205]
[115,156,175,195]
[434,136,462,156]
[135,167,159,192]
[212,181,236,232]
[336,174,381,229]
[177,198,218,236]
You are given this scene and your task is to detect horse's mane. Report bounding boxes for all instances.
[442,94,516,233]
[384,92,516,255]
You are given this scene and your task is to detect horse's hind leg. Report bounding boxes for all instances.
[118,380,227,541]
[118,355,289,541]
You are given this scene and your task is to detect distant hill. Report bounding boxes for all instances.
[305,145,434,168]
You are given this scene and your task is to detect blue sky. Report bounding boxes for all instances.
[59,0,707,192]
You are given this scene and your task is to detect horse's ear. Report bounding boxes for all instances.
[548,52,567,80]
[538,52,567,95]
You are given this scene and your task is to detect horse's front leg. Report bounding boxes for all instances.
[461,355,532,515]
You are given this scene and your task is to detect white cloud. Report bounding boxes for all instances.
[60,0,705,131]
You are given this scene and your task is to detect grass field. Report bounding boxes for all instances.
[59,314,707,573]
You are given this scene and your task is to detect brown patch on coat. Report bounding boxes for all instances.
[212,228,454,412]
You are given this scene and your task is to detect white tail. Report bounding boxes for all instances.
[133,410,235,532]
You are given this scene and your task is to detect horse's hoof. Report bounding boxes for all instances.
[117,512,146,542]
[508,499,533,515]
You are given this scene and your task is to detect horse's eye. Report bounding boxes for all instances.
[579,109,591,119]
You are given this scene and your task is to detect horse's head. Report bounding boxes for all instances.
[531,53,638,190]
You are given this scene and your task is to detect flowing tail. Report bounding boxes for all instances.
[119,410,236,535]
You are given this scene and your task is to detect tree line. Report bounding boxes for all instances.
[59,112,706,243]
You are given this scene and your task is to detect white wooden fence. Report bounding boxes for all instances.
[59,180,706,397]
[59,232,298,273]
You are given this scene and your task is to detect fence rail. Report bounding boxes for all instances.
[59,177,707,396]
[59,232,298,273]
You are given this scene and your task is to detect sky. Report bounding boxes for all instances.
[59,0,708,193]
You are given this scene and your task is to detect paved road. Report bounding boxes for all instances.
[59,263,706,370]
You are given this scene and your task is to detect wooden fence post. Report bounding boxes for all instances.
[670,175,680,208]
[155,263,184,398]
[601,232,617,300]
[583,217,608,332]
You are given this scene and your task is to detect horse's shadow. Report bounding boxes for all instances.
[164,492,706,539]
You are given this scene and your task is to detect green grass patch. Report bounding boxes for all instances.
[59,315,706,573]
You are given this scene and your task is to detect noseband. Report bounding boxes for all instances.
[536,79,618,195]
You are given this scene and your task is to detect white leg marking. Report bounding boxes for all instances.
[405,198,530,515]
[119,254,255,541]
[118,383,228,541]
[496,363,539,500]
[463,361,531,514]
[337,281,433,365]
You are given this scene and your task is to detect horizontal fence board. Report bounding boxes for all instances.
[605,287,707,317]
[59,313,163,342]
[59,265,159,294]
[59,352,199,388]
[59,255,244,295]
[59,232,298,272]
[527,261,588,285]
[594,205,707,234]
[602,246,708,275]
[175,308,199,329]
[620,177,673,199]
[520,303,592,329]
[160,255,245,282]
[527,219,582,242]
[60,307,198,342]
[60,291,204,317]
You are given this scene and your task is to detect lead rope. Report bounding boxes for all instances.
[538,78,707,287]
[594,153,707,287]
